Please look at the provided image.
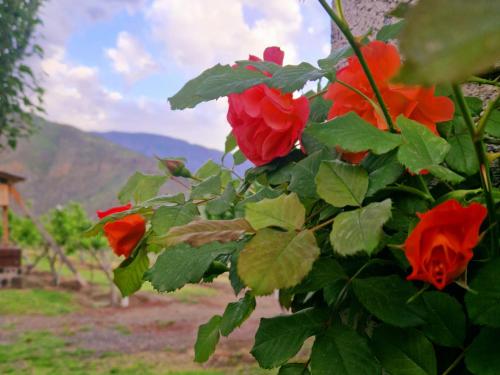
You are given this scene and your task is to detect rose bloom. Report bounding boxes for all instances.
[97,203,146,258]
[227,47,310,166]
[404,200,487,290]
[324,40,455,163]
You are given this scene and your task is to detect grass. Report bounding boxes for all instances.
[0,289,76,316]
[0,331,268,375]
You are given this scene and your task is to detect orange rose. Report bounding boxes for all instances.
[324,40,454,163]
[404,200,487,290]
[97,204,146,258]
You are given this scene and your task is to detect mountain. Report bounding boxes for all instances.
[93,131,224,172]
[0,118,182,215]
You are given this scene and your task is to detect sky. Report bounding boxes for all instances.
[35,0,331,150]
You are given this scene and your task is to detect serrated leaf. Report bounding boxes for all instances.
[352,275,424,327]
[234,187,281,217]
[330,199,392,256]
[224,132,237,154]
[190,174,221,199]
[118,172,168,204]
[195,160,221,179]
[304,113,402,155]
[289,258,347,294]
[251,308,328,368]
[316,161,368,207]
[206,182,237,216]
[139,193,185,207]
[397,0,500,84]
[245,193,305,231]
[318,45,352,71]
[397,116,450,173]
[427,165,464,184]
[278,363,310,375]
[372,325,437,375]
[151,203,198,235]
[235,60,281,75]
[144,242,239,292]
[362,151,404,197]
[238,229,320,295]
[220,292,256,336]
[440,118,479,175]
[289,149,335,199]
[418,292,466,348]
[310,323,381,375]
[168,64,230,110]
[376,20,405,41]
[465,328,500,375]
[158,218,254,248]
[268,62,326,92]
[113,247,149,297]
[465,258,500,328]
[194,315,222,363]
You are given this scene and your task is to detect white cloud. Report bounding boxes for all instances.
[105,32,159,83]
[146,0,303,69]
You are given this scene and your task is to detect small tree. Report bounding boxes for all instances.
[0,0,44,149]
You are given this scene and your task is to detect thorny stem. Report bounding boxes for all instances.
[318,0,396,133]
[452,84,498,255]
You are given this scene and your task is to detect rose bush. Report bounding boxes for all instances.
[88,0,500,374]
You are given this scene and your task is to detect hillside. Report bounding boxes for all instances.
[0,118,180,215]
[93,131,224,172]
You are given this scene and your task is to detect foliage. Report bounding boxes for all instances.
[0,0,45,149]
[92,1,500,374]
[0,289,76,315]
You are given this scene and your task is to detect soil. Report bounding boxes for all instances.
[0,271,283,370]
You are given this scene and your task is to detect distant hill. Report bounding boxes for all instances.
[93,131,224,172]
[0,118,182,215]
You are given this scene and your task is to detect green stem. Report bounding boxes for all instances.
[452,84,498,255]
[306,88,328,100]
[417,175,434,201]
[310,217,335,232]
[334,0,347,25]
[383,184,434,203]
[318,0,396,133]
[441,349,467,375]
[476,93,500,139]
[336,79,385,121]
[469,76,500,88]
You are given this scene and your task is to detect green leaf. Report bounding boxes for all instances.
[232,149,246,165]
[168,64,229,110]
[234,187,281,217]
[224,132,237,154]
[206,183,237,216]
[144,242,239,292]
[376,20,405,41]
[289,258,347,294]
[113,247,149,297]
[157,218,253,248]
[485,109,500,138]
[220,292,256,336]
[289,149,334,199]
[195,160,221,179]
[268,62,326,92]
[278,364,310,375]
[397,116,450,174]
[118,172,168,204]
[439,118,479,175]
[140,193,185,207]
[465,258,500,328]
[197,66,267,101]
[194,315,222,363]
[151,203,198,235]
[330,199,392,256]
[397,0,500,84]
[362,151,404,197]
[238,229,320,295]
[251,308,328,368]
[465,328,500,375]
[418,292,466,348]
[426,165,465,184]
[315,161,368,207]
[304,112,402,155]
[352,275,424,327]
[310,323,381,375]
[190,174,221,200]
[318,45,352,71]
[372,325,437,375]
[245,193,305,231]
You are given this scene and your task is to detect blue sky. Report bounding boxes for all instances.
[36,0,331,150]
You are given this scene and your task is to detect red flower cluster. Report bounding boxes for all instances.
[404,200,487,290]
[324,41,455,163]
[227,47,310,166]
[97,203,146,258]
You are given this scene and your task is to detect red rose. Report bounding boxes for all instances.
[404,200,487,290]
[227,47,310,166]
[324,41,455,163]
[97,204,146,258]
